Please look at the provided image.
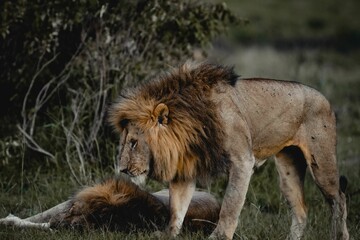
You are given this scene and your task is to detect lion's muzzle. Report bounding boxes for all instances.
[120,167,147,177]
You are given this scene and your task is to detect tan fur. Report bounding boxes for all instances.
[48,177,219,232]
[109,63,349,240]
[0,177,220,233]
[109,62,233,182]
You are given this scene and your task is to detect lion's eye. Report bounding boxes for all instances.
[119,119,129,128]
[130,139,138,149]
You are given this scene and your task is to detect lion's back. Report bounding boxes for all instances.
[214,77,333,123]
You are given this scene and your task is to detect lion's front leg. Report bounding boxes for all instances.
[210,153,255,240]
[167,180,196,237]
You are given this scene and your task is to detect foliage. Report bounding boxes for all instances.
[225,0,360,51]
[0,0,240,182]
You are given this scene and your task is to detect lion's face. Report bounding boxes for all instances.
[112,102,181,182]
[117,121,152,183]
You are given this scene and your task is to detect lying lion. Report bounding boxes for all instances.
[109,62,349,239]
[0,177,220,234]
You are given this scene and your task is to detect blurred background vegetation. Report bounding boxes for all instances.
[1,0,359,239]
[0,0,240,181]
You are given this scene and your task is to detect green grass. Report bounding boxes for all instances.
[1,160,359,239]
[224,0,360,47]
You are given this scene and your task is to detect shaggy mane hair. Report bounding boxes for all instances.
[48,177,219,233]
[109,63,239,182]
[50,178,169,231]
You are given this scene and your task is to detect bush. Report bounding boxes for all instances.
[0,0,240,182]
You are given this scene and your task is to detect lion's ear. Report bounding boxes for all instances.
[153,103,169,125]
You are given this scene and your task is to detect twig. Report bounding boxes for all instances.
[190,218,217,226]
[21,53,59,136]
[17,125,56,162]
[61,94,84,185]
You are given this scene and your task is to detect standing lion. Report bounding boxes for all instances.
[109,62,349,240]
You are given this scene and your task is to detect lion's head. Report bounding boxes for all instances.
[112,102,178,183]
[109,63,234,183]
[110,100,186,182]
[50,178,169,231]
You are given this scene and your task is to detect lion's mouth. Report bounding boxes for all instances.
[124,169,148,177]
[119,168,148,185]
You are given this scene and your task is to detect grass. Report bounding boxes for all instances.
[1,160,359,239]
[1,0,360,239]
[223,0,360,49]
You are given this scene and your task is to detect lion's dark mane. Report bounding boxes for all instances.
[111,63,239,182]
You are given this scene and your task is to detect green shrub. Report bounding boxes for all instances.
[0,0,240,182]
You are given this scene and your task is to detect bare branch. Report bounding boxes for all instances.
[17,125,56,162]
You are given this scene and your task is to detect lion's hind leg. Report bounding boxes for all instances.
[300,144,349,240]
[299,115,349,240]
[275,146,308,240]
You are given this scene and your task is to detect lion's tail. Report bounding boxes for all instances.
[339,175,348,193]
